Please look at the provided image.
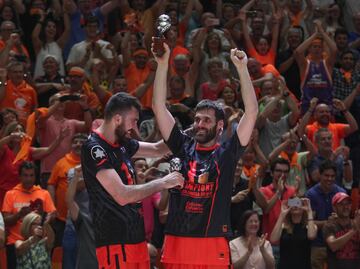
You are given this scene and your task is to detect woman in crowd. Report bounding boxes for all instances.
[270,199,317,269]
[230,210,275,269]
[31,7,70,78]
[15,212,54,268]
[240,9,280,66]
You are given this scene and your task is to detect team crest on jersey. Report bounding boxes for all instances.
[91,145,107,163]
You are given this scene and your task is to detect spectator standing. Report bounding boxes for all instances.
[294,20,337,113]
[2,161,56,269]
[305,160,346,269]
[270,199,317,269]
[323,192,360,269]
[0,61,37,126]
[31,7,70,78]
[230,210,275,269]
[47,133,87,248]
[14,212,54,269]
[66,165,98,269]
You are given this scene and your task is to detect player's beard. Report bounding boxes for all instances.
[194,125,218,144]
[115,122,130,144]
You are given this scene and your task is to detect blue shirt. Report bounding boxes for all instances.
[305,183,345,246]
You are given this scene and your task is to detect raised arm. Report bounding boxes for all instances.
[57,8,71,49]
[293,31,318,75]
[256,95,282,129]
[230,49,258,146]
[332,99,358,136]
[270,200,289,243]
[100,0,120,17]
[240,11,255,53]
[315,21,337,71]
[152,41,176,141]
[31,11,46,55]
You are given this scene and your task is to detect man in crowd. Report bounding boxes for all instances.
[305,160,346,269]
[152,41,258,267]
[0,61,37,126]
[47,133,87,248]
[323,192,360,269]
[81,92,184,268]
[2,161,56,268]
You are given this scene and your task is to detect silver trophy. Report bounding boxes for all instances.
[153,14,171,57]
[169,157,182,192]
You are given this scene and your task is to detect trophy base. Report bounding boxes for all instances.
[153,37,166,57]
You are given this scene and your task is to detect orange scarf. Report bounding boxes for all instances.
[243,164,259,190]
[340,68,352,84]
[279,151,300,171]
[13,107,49,164]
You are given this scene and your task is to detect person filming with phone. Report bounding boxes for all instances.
[270,197,317,269]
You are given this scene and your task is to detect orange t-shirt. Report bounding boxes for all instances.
[248,47,276,66]
[2,184,56,244]
[47,152,80,221]
[306,122,347,150]
[125,62,153,109]
[0,80,37,126]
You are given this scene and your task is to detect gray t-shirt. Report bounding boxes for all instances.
[259,114,290,157]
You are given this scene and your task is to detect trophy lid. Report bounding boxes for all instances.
[156,14,172,37]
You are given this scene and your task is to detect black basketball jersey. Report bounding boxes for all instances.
[165,125,246,237]
[81,131,145,247]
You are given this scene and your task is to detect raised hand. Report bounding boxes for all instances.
[280,200,290,217]
[230,49,248,69]
[151,37,170,65]
[259,233,268,251]
[332,98,346,112]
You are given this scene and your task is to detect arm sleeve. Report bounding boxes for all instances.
[165,124,191,157]
[43,191,57,213]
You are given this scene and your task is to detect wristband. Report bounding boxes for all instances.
[308,218,314,221]
[341,109,348,113]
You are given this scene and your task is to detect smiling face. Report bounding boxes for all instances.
[245,213,260,236]
[319,168,336,192]
[314,104,331,125]
[193,109,222,145]
[44,20,57,40]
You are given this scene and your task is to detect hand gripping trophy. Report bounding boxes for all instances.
[152,14,172,57]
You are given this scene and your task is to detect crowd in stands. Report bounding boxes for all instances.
[0,0,360,268]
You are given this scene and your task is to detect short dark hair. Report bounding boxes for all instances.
[238,210,261,237]
[319,160,337,174]
[72,133,88,141]
[84,15,99,26]
[19,161,36,175]
[340,49,356,60]
[334,28,348,38]
[104,92,141,121]
[270,157,290,173]
[195,99,225,121]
